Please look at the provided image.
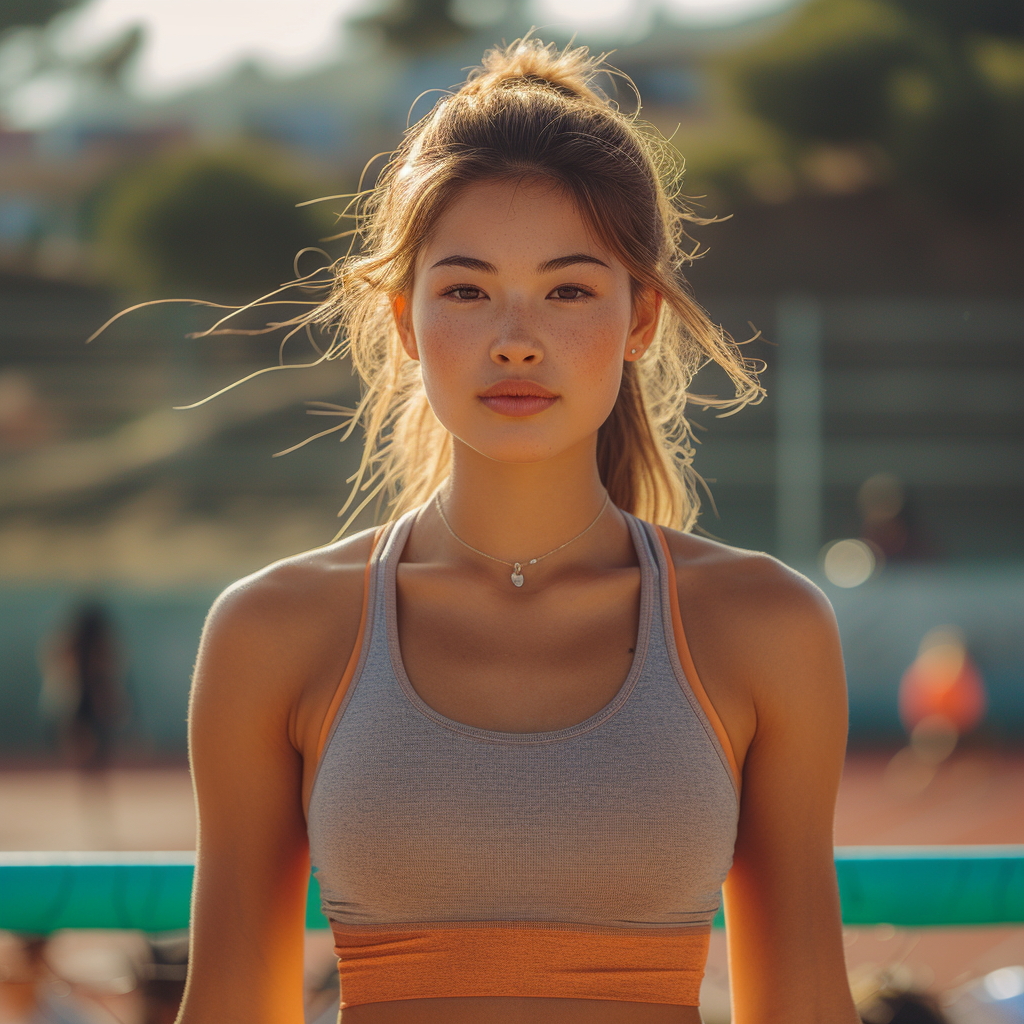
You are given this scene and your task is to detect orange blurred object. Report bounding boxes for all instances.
[898,627,987,735]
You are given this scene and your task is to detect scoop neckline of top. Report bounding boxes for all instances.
[382,505,654,744]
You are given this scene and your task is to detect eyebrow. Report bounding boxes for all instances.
[429,252,610,273]
[540,253,610,272]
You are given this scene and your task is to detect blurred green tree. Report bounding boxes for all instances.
[0,0,82,35]
[0,1,143,106]
[80,24,145,85]
[95,146,336,300]
[351,0,469,52]
[718,0,1024,208]
[887,0,1022,38]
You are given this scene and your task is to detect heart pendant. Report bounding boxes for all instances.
[511,564,524,587]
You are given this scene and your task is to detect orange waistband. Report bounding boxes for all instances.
[330,921,710,1008]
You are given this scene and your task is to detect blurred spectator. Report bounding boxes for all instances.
[899,626,987,742]
[858,473,937,562]
[38,598,129,771]
[884,625,987,797]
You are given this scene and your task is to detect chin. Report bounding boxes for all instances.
[454,421,601,466]
[463,437,563,464]
[440,400,611,466]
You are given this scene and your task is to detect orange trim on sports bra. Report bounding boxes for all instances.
[655,526,742,793]
[330,921,710,1007]
[315,526,387,763]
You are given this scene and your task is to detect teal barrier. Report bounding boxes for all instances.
[2,847,1023,933]
[833,846,1024,927]
[0,852,197,933]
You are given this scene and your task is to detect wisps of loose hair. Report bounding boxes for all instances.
[91,34,765,539]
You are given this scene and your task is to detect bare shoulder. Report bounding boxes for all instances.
[207,525,378,630]
[192,527,380,721]
[658,527,845,724]
[659,527,835,629]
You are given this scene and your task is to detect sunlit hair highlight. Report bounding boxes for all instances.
[99,36,764,537]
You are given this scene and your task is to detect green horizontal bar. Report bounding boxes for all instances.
[0,852,197,933]
[832,845,1024,927]
[2,847,1022,934]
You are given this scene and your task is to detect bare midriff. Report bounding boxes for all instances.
[341,997,705,1023]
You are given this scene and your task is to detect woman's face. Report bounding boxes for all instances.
[395,177,659,465]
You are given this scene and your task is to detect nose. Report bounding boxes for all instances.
[490,308,544,365]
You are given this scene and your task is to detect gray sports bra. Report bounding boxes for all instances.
[307,506,740,1009]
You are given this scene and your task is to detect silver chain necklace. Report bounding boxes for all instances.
[433,491,611,588]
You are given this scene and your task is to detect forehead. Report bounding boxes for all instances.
[417,177,613,269]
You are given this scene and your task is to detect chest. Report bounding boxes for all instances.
[394,565,641,734]
[309,631,740,930]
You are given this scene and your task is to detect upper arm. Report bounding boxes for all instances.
[719,566,858,1023]
[178,573,314,1024]
[177,530,376,1024]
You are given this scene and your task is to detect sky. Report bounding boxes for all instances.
[5,0,792,126]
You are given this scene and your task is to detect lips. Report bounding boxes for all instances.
[478,379,558,417]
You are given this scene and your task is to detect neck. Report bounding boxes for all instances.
[438,434,609,564]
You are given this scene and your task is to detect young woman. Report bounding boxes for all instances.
[177,38,859,1024]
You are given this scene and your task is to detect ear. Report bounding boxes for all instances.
[625,288,662,362]
[391,293,419,361]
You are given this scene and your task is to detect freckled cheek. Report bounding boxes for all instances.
[556,319,629,403]
[414,313,481,413]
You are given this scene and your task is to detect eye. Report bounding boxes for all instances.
[441,285,486,301]
[549,285,593,301]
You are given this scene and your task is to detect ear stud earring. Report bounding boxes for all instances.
[630,348,638,354]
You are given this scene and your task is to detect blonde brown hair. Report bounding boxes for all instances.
[102,37,764,536]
